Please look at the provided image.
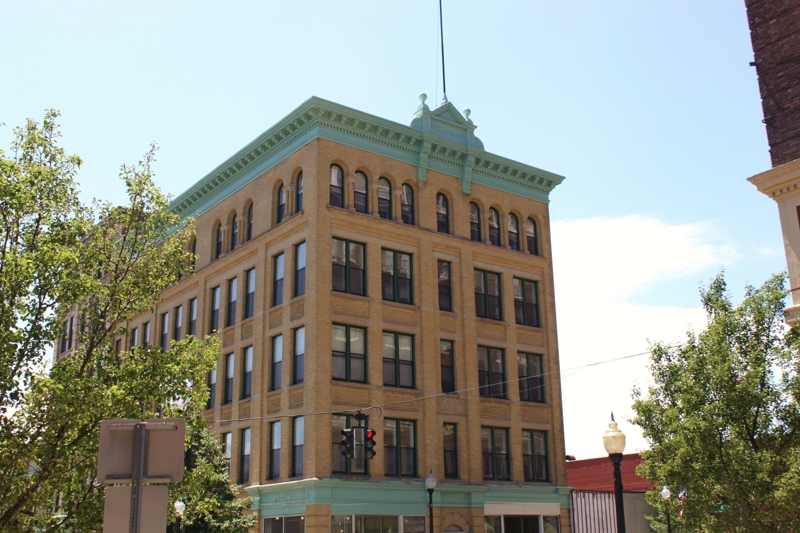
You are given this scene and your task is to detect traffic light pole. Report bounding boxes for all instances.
[129,423,147,533]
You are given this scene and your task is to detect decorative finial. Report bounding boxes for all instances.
[441,93,448,105]
[417,92,430,112]
[611,411,615,421]
[463,108,473,125]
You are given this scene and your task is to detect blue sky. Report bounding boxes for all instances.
[1,1,784,459]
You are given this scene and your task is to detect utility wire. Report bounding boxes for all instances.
[211,349,653,426]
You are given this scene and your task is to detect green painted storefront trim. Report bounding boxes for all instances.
[170,97,565,221]
[246,478,571,518]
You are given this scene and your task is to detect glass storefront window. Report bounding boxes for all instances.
[334,516,425,533]
[265,516,305,533]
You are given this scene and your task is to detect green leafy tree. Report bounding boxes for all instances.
[632,272,800,532]
[0,110,252,533]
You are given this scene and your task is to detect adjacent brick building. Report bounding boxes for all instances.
[60,96,571,532]
[747,0,800,323]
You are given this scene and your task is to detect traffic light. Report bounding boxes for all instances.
[341,428,355,458]
[184,441,199,471]
[364,428,377,460]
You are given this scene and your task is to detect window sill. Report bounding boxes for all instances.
[515,323,544,331]
[331,290,369,300]
[479,395,510,403]
[381,299,418,310]
[331,379,370,387]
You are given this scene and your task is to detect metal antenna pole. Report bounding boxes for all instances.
[439,0,447,103]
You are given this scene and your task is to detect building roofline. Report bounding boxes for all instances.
[171,96,565,219]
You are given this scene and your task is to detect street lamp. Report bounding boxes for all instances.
[602,413,626,533]
[425,470,437,533]
[660,486,672,533]
[174,500,186,533]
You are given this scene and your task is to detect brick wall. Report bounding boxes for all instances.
[746,0,800,167]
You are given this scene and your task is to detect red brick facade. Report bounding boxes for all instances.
[746,0,800,167]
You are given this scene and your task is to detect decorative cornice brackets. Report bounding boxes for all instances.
[171,97,565,220]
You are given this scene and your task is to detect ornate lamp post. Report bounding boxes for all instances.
[602,413,626,533]
[425,471,437,533]
[174,500,186,533]
[660,486,672,533]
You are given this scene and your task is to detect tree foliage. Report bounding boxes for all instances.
[632,272,800,532]
[0,110,253,533]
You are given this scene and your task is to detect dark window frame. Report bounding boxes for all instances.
[488,208,501,246]
[239,427,251,484]
[210,286,221,332]
[330,164,344,208]
[518,352,545,403]
[378,177,392,220]
[508,214,520,251]
[526,218,539,256]
[188,298,197,336]
[276,184,287,224]
[522,429,549,482]
[293,326,305,385]
[245,268,256,319]
[384,418,417,478]
[437,260,452,312]
[160,311,169,351]
[354,171,368,214]
[440,339,455,394]
[269,420,281,479]
[436,193,450,234]
[475,269,503,321]
[294,242,306,297]
[332,323,368,384]
[272,253,285,307]
[332,238,367,296]
[271,334,283,391]
[173,305,183,341]
[242,345,253,399]
[482,426,510,480]
[382,331,415,389]
[296,172,304,212]
[381,248,413,305]
[401,184,414,225]
[443,423,458,479]
[206,368,216,410]
[246,204,253,241]
[223,352,234,405]
[215,224,223,259]
[478,345,507,399]
[514,278,540,328]
[292,416,304,477]
[226,277,237,327]
[230,213,238,251]
[469,203,482,242]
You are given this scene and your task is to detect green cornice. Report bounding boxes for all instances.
[246,479,571,517]
[171,97,565,219]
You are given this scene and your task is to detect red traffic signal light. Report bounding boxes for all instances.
[365,429,376,440]
[364,427,377,460]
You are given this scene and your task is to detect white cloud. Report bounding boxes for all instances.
[551,215,737,460]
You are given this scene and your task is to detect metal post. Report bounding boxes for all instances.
[176,516,182,533]
[427,488,434,533]
[129,422,146,533]
[609,453,626,533]
[665,510,671,533]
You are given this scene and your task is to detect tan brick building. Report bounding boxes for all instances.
[61,96,571,532]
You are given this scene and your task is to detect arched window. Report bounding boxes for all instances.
[276,185,287,224]
[230,213,238,251]
[330,165,344,208]
[526,218,538,256]
[295,173,303,213]
[378,178,392,220]
[215,224,223,259]
[436,193,449,234]
[401,184,414,225]
[508,214,520,251]
[469,203,481,242]
[354,171,368,214]
[489,209,500,246]
[246,204,253,241]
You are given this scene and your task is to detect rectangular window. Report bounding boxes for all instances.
[273,254,284,306]
[478,346,506,399]
[482,427,510,480]
[130,327,139,347]
[188,298,197,336]
[514,278,540,328]
[294,242,306,297]
[240,427,251,483]
[332,238,366,296]
[475,270,502,321]
[224,353,234,404]
[223,431,232,474]
[266,517,305,533]
[269,421,281,479]
[142,322,150,348]
[61,320,69,353]
[384,419,416,477]
[173,305,183,341]
[292,416,304,477]
[523,430,549,482]
[226,277,238,327]
[332,324,367,383]
[440,340,455,393]
[245,268,256,319]
[293,326,305,384]
[68,317,74,349]
[206,369,217,410]
[443,423,458,479]
[331,414,367,474]
[437,261,452,312]
[242,346,253,399]
[382,332,414,389]
[381,249,413,304]
[518,352,544,403]
[115,339,121,354]
[271,335,283,391]
[160,312,169,351]
[210,286,220,332]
